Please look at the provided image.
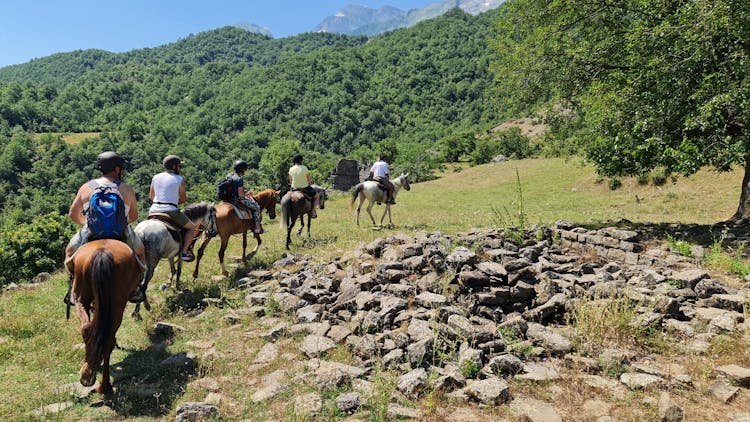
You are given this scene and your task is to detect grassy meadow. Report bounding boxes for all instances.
[0,157,747,421]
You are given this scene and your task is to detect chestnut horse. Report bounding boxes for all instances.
[193,189,279,278]
[69,239,142,394]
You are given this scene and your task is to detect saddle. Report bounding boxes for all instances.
[221,200,251,220]
[148,213,183,243]
[292,188,314,202]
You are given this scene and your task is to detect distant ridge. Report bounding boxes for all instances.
[313,0,505,35]
[232,22,273,38]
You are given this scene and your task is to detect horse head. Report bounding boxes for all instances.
[313,185,328,209]
[256,189,279,220]
[397,173,411,191]
[184,201,217,236]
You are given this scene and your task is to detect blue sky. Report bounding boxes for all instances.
[0,0,436,68]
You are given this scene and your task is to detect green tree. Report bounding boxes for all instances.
[494,0,750,223]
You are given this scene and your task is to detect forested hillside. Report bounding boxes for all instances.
[0,8,507,284]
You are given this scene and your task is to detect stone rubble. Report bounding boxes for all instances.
[173,221,750,419]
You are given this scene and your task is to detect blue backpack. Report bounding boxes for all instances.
[85,180,128,240]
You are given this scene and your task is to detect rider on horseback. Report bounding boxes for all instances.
[288,153,320,218]
[226,160,264,234]
[64,151,147,302]
[149,155,198,262]
[369,154,396,205]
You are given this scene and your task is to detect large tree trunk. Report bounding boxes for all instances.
[730,156,750,225]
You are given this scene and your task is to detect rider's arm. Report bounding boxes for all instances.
[120,184,139,223]
[67,185,88,226]
[149,183,155,202]
[178,180,187,204]
[306,172,312,185]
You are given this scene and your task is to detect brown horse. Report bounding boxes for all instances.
[280,185,327,250]
[69,239,142,394]
[193,189,279,278]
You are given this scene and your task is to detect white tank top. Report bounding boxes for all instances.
[149,172,182,212]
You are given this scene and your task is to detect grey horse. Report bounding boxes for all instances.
[131,202,213,320]
[349,173,410,227]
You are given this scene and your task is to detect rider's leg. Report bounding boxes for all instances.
[181,221,197,255]
[125,227,147,273]
[387,186,396,204]
[253,209,263,233]
[243,198,263,233]
[311,193,319,218]
[64,230,86,273]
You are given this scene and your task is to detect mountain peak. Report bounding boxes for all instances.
[232,22,273,38]
[313,0,505,36]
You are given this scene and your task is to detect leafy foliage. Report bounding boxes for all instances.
[0,9,506,283]
[492,0,750,218]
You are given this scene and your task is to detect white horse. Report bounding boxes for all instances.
[349,173,411,227]
[131,202,212,320]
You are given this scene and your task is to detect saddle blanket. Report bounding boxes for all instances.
[225,201,250,220]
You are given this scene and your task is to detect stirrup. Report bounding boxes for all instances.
[180,252,195,262]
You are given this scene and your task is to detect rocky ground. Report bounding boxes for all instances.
[36,221,750,420]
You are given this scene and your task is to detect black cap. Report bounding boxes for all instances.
[96,151,126,173]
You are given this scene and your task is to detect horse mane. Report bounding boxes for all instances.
[184,202,212,221]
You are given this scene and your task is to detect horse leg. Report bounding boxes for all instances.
[286,217,294,250]
[193,235,212,279]
[250,232,261,255]
[241,232,247,263]
[97,343,114,394]
[297,215,304,236]
[307,213,312,238]
[218,235,230,277]
[355,194,364,226]
[76,303,97,387]
[174,258,182,291]
[366,200,377,226]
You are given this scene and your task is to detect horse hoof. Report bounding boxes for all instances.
[131,312,142,322]
[96,384,113,395]
[80,373,96,387]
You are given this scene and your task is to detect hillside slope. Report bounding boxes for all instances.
[1,157,748,420]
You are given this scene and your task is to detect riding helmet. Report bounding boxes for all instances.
[96,151,126,173]
[233,160,249,173]
[163,155,181,170]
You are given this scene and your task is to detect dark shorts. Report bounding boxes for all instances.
[163,210,190,227]
[294,186,316,199]
[374,176,394,191]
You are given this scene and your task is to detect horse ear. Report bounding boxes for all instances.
[404,173,410,178]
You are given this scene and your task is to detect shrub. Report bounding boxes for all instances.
[470,127,536,164]
[0,213,73,286]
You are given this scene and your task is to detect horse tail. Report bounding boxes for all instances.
[349,183,363,211]
[280,196,289,230]
[88,248,115,369]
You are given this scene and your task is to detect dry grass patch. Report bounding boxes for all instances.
[566,293,665,356]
